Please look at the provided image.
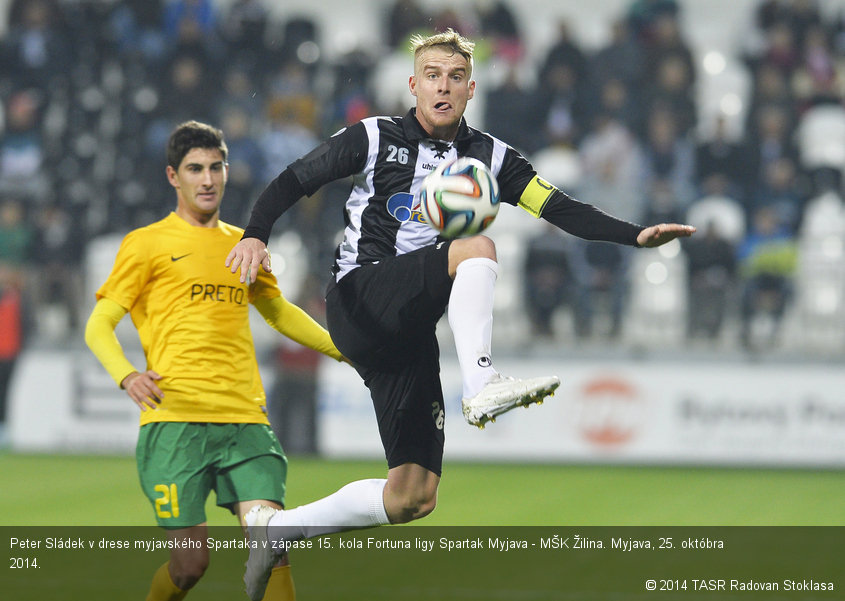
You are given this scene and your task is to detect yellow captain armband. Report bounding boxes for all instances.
[518,175,557,218]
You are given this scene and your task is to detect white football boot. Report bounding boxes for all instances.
[243,505,282,601]
[462,374,560,428]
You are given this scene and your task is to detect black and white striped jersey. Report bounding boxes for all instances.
[246,108,643,283]
[288,109,537,282]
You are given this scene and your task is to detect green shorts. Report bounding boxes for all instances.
[136,422,287,529]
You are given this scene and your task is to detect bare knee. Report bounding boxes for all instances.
[448,235,497,276]
[384,465,440,524]
[386,487,437,524]
[169,552,209,590]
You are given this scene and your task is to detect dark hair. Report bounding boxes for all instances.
[166,120,228,169]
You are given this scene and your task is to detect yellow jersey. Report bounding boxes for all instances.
[97,212,279,425]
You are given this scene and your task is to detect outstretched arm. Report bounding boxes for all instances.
[520,175,696,247]
[636,223,697,247]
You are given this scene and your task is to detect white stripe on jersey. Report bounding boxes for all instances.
[491,138,508,178]
[335,118,382,281]
[394,141,455,257]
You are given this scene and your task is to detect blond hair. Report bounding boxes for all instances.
[410,29,475,76]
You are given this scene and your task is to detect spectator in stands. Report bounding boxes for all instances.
[0,89,49,200]
[749,60,795,114]
[568,239,629,340]
[755,0,823,49]
[263,59,318,129]
[0,198,33,364]
[579,112,646,224]
[31,204,84,337]
[1,0,70,90]
[0,199,34,265]
[269,16,322,82]
[107,0,166,62]
[523,223,572,339]
[643,177,685,225]
[640,11,697,131]
[432,7,479,39]
[684,218,738,340]
[695,114,750,200]
[260,91,320,183]
[145,53,217,159]
[532,61,590,150]
[323,49,376,135]
[163,0,218,46]
[744,103,799,219]
[590,18,645,90]
[589,77,642,137]
[215,65,265,121]
[384,0,430,49]
[737,205,798,349]
[268,275,329,455]
[539,19,587,86]
[752,156,805,233]
[219,0,269,68]
[642,53,697,136]
[0,263,24,448]
[476,0,524,62]
[755,20,801,75]
[793,24,841,112]
[483,64,537,154]
[626,0,680,43]
[639,106,696,209]
[218,105,265,225]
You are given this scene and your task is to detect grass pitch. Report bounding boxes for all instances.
[4,452,843,600]
[2,452,842,525]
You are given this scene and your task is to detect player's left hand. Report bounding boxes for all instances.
[636,223,696,248]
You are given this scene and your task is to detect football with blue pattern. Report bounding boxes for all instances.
[419,157,500,238]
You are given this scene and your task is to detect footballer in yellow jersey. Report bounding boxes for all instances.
[95,211,310,425]
[85,121,340,601]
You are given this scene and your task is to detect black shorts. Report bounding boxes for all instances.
[326,242,453,475]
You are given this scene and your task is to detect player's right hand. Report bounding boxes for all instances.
[121,370,164,411]
[226,237,271,284]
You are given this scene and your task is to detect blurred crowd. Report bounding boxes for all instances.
[2,0,845,368]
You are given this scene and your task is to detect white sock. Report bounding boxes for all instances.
[267,479,389,541]
[448,257,499,399]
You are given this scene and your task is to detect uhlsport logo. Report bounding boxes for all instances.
[387,192,426,224]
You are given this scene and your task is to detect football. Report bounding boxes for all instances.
[419,157,501,238]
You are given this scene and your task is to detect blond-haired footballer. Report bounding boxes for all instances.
[85,121,344,601]
[228,29,695,601]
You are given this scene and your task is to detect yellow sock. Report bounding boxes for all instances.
[146,562,188,601]
[261,565,296,601]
